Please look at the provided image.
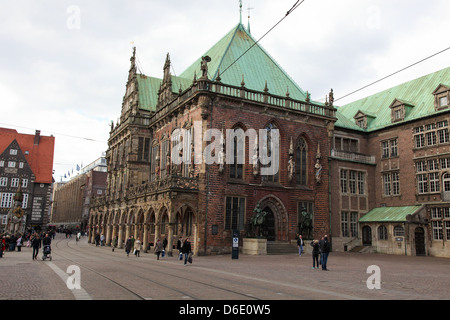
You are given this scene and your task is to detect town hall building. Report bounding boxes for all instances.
[88,22,336,256]
[88,17,450,258]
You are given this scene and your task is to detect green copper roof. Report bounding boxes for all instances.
[180,23,309,102]
[136,74,191,112]
[359,206,423,223]
[136,23,313,111]
[336,67,450,131]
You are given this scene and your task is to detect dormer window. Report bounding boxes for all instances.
[389,99,414,123]
[354,110,375,130]
[433,84,450,111]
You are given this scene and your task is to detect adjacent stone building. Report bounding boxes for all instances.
[332,67,450,257]
[89,22,336,255]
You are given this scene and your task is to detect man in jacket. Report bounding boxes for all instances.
[181,238,192,265]
[320,235,330,271]
[297,234,304,256]
[31,233,41,260]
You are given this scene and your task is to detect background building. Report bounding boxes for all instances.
[50,156,106,232]
[0,128,55,233]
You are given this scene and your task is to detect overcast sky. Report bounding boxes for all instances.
[1,0,449,182]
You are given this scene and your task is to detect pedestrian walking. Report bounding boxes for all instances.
[318,236,324,266]
[320,235,330,271]
[31,233,41,260]
[95,233,100,246]
[176,236,183,260]
[9,234,16,251]
[112,235,117,252]
[181,237,192,265]
[134,237,142,257]
[16,235,23,252]
[154,239,163,260]
[310,240,320,269]
[163,237,168,251]
[100,233,105,246]
[125,236,133,257]
[0,235,6,258]
[297,234,304,256]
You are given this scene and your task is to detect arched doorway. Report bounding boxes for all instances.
[415,227,426,256]
[256,195,288,242]
[261,207,276,241]
[362,225,372,246]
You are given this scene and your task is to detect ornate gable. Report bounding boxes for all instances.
[433,84,450,110]
[389,99,415,123]
[354,110,376,130]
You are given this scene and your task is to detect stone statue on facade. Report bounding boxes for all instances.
[252,135,259,176]
[315,143,322,184]
[288,155,295,182]
[7,183,24,234]
[249,204,268,238]
[298,207,313,239]
[200,56,211,79]
[288,137,295,182]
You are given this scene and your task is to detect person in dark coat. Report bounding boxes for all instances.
[310,240,320,269]
[320,235,330,271]
[125,236,133,257]
[31,233,41,260]
[154,239,164,260]
[181,238,192,265]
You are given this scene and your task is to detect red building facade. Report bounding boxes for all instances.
[89,23,336,255]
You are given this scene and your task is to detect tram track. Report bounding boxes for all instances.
[52,237,273,300]
[64,239,308,300]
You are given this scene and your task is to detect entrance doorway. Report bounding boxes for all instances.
[415,227,426,256]
[262,207,276,241]
[362,226,372,246]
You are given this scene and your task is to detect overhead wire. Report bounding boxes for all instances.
[335,45,450,102]
[219,0,306,78]
[0,122,107,143]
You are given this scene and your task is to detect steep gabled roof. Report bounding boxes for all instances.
[136,23,312,111]
[336,66,450,131]
[180,23,308,101]
[0,128,55,184]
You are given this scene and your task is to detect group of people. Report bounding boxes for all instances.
[297,234,331,271]
[109,235,193,265]
[1,231,53,258]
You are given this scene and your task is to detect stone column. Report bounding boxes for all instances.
[167,224,174,257]
[125,224,131,242]
[143,224,149,253]
[106,224,112,246]
[117,224,124,249]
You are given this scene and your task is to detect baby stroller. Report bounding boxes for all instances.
[42,245,52,261]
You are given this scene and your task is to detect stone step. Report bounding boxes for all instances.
[266,242,298,255]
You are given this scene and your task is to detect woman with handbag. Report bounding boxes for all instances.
[134,237,142,257]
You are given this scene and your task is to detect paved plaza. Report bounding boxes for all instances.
[1,234,449,304]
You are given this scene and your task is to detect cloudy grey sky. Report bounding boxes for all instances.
[1,0,449,182]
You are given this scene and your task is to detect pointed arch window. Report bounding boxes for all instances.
[262,123,279,183]
[296,138,308,185]
[230,128,244,179]
[185,209,194,236]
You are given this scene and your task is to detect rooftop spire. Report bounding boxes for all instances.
[247,7,253,34]
[239,0,242,24]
